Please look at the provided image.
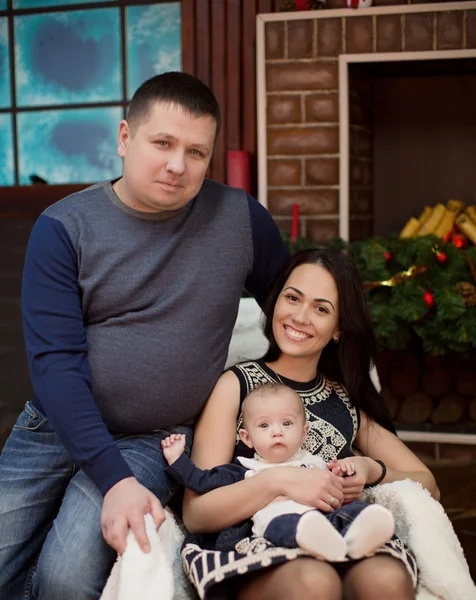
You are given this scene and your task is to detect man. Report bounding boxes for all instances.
[0,72,288,600]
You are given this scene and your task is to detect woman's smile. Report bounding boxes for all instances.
[283,325,312,342]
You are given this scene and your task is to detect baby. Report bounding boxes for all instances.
[162,383,394,561]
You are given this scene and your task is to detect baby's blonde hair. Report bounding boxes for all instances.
[241,383,305,428]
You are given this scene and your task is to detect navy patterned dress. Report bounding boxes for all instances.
[182,360,418,599]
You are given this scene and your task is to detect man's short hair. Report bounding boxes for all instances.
[127,71,221,136]
[241,383,305,427]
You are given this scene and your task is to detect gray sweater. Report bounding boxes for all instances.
[22,178,288,493]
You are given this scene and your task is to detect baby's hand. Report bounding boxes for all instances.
[326,457,356,477]
[161,434,186,466]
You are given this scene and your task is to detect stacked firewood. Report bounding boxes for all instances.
[377,350,476,427]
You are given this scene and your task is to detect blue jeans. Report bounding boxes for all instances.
[264,501,370,548]
[0,401,192,600]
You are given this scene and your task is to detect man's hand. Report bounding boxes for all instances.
[161,433,186,465]
[101,477,165,555]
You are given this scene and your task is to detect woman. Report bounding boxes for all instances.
[182,249,439,600]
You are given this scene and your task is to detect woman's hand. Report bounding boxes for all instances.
[334,456,370,502]
[327,456,356,477]
[271,466,344,513]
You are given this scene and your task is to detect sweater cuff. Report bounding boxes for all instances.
[165,452,193,480]
[84,445,135,497]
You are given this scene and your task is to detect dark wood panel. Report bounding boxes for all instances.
[0,185,89,215]
[210,0,227,183]
[226,0,242,153]
[181,0,196,74]
[258,0,274,12]
[242,0,257,155]
[195,0,211,85]
[180,0,281,190]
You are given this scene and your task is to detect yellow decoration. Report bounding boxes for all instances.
[418,206,433,227]
[456,213,476,245]
[398,201,475,241]
[434,209,459,239]
[465,206,476,223]
[417,204,446,236]
[363,265,427,291]
[447,199,465,213]
[400,217,420,239]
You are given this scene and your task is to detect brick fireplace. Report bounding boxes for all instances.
[257,2,476,242]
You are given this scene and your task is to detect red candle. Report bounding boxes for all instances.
[227,151,251,194]
[291,203,299,242]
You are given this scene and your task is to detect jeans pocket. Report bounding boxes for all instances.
[13,402,49,431]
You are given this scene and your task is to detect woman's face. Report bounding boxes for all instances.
[272,263,340,362]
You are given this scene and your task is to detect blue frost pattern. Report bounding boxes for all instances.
[14,0,115,8]
[15,9,122,107]
[0,18,10,108]
[17,107,123,185]
[126,3,181,100]
[0,114,14,185]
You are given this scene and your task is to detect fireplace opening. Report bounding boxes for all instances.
[345,56,476,240]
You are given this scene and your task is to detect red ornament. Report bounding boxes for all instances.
[435,251,448,265]
[423,290,435,309]
[442,229,453,244]
[384,251,392,262]
[452,232,468,249]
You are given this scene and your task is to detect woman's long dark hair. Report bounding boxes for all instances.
[262,248,395,433]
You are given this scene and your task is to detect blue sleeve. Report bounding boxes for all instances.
[22,215,134,496]
[245,195,289,308]
[165,454,246,495]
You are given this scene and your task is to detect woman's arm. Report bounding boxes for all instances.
[354,411,440,500]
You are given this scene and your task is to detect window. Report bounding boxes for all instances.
[0,0,181,186]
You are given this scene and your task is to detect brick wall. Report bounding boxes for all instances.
[263,3,476,242]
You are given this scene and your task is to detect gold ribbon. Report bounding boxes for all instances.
[363,265,427,291]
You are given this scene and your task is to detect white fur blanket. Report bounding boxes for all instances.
[101,509,194,600]
[362,480,476,600]
[101,480,475,600]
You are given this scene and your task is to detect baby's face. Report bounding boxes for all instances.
[243,390,307,463]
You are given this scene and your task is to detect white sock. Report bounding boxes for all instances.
[344,504,395,559]
[295,510,347,562]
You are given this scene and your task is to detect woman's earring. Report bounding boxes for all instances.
[333,337,339,344]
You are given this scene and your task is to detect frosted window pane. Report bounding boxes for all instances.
[17,107,123,185]
[15,9,122,107]
[126,3,181,100]
[14,0,115,7]
[0,114,14,185]
[0,18,10,107]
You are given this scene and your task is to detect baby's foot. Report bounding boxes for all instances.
[344,504,395,559]
[296,511,347,562]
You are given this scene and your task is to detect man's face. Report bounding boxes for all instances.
[115,101,217,213]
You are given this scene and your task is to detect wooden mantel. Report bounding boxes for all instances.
[0,184,90,217]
